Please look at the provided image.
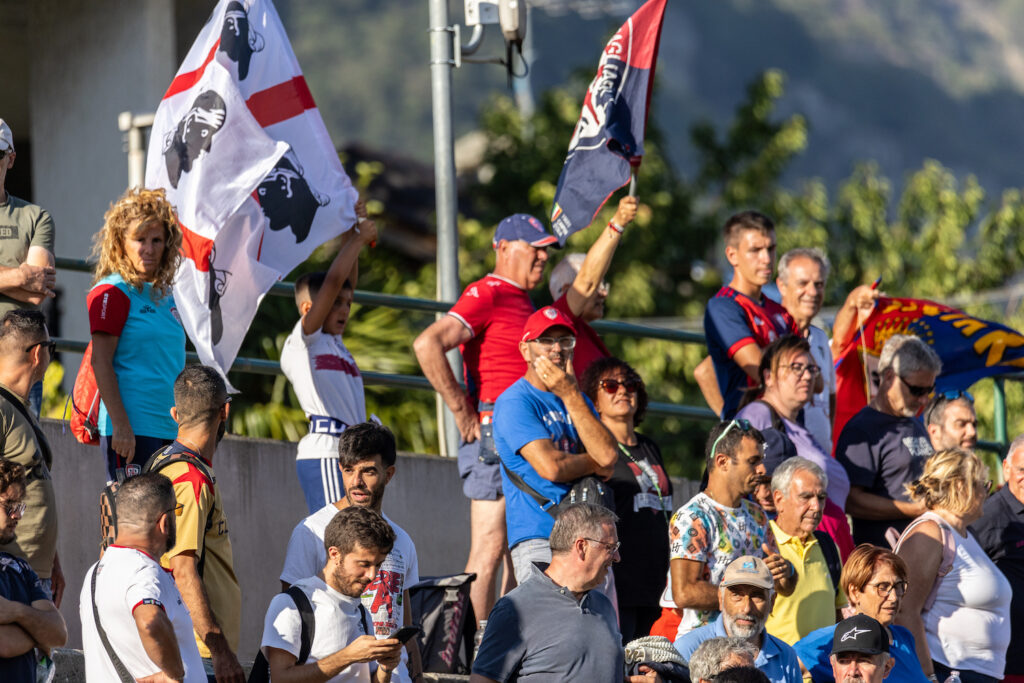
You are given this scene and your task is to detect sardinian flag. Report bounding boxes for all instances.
[145,0,359,386]
[549,0,667,245]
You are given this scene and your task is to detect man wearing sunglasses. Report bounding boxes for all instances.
[0,459,65,681]
[493,306,619,584]
[81,472,205,682]
[0,120,57,418]
[837,334,938,546]
[924,391,978,452]
[0,310,63,608]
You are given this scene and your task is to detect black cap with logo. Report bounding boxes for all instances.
[831,614,890,656]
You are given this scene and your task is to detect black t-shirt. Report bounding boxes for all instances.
[607,433,673,607]
[835,406,932,546]
[969,485,1024,675]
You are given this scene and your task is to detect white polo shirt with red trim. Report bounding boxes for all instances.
[80,544,205,682]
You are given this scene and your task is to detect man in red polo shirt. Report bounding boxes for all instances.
[547,196,637,379]
[414,213,557,626]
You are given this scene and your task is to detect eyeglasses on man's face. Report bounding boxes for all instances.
[583,538,620,554]
[529,336,576,350]
[0,498,27,518]
[899,375,935,398]
[24,340,56,356]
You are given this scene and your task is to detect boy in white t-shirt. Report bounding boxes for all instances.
[263,506,403,682]
[281,202,378,512]
[281,422,422,683]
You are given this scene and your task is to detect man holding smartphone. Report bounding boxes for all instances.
[262,507,404,682]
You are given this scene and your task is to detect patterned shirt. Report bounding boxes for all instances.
[660,492,774,636]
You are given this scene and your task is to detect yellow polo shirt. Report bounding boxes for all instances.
[765,520,846,645]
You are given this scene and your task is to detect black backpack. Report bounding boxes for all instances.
[247,586,317,683]
[408,573,477,674]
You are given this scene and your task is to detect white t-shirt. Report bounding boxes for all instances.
[804,325,836,452]
[280,504,420,683]
[281,320,366,460]
[924,524,1012,678]
[261,575,372,683]
[80,545,205,682]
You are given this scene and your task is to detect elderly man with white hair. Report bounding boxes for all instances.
[547,195,637,378]
[764,457,846,645]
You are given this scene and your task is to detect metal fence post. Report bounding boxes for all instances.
[428,0,464,457]
[994,376,1008,455]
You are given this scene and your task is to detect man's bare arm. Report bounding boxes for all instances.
[831,285,881,358]
[846,486,926,520]
[0,623,34,657]
[694,356,724,417]
[413,315,478,442]
[133,603,186,681]
[0,596,66,653]
[169,552,244,682]
[520,439,605,483]
[670,558,718,611]
[0,246,56,304]
[564,197,637,316]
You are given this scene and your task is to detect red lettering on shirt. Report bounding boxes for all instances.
[313,355,360,377]
[366,569,402,617]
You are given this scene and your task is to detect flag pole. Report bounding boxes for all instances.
[629,167,638,197]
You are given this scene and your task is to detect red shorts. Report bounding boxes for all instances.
[649,607,681,639]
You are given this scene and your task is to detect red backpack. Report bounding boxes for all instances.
[69,342,101,446]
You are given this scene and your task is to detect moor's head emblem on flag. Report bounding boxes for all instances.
[566,30,637,161]
[208,245,231,346]
[256,154,329,244]
[162,90,227,189]
[220,1,264,81]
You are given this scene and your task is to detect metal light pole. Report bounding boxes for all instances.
[428,0,464,457]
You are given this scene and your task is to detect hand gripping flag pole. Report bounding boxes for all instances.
[550,0,667,244]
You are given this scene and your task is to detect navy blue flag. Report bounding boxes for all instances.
[550,0,667,245]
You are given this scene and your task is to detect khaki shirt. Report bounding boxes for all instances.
[0,382,57,578]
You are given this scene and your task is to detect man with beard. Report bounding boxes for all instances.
[280,422,423,683]
[263,507,403,682]
[836,334,938,546]
[471,503,624,683]
[653,421,792,641]
[924,391,978,452]
[764,458,845,644]
[829,615,894,683]
[674,556,802,683]
[81,473,204,682]
[0,459,65,681]
[154,365,242,683]
[492,306,619,584]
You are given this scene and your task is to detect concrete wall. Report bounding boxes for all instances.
[44,419,698,653]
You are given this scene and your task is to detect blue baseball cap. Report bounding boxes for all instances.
[492,214,559,249]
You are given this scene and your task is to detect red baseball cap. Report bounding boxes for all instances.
[521,306,576,342]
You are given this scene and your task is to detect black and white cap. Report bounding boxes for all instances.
[831,614,890,656]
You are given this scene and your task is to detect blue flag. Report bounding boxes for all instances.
[550,0,667,245]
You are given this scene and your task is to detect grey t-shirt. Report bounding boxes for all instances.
[836,406,933,546]
[473,563,623,682]
[0,195,55,317]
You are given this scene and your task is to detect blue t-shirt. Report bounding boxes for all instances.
[704,286,796,419]
[0,552,48,680]
[493,378,598,548]
[90,274,185,440]
[793,623,929,683]
[674,616,802,683]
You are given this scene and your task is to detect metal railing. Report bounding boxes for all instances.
[53,258,717,421]
[53,257,1017,452]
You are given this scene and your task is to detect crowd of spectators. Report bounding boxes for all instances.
[0,112,1021,683]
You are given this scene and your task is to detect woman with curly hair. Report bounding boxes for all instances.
[86,188,185,480]
[581,356,673,642]
[895,448,1010,683]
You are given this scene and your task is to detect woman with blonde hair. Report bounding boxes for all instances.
[793,544,930,683]
[895,448,1009,683]
[86,187,185,480]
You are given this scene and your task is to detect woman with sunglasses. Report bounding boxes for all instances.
[735,334,854,558]
[894,448,1009,683]
[87,188,185,481]
[793,544,930,683]
[581,357,673,642]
